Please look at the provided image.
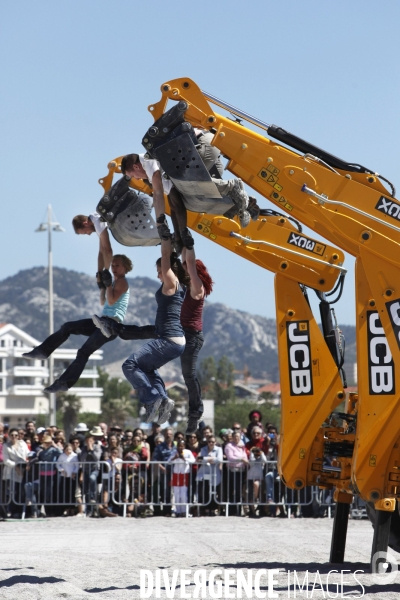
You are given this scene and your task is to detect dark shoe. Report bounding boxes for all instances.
[23,348,48,360]
[156,214,172,240]
[171,234,183,256]
[158,398,174,425]
[248,196,260,221]
[180,227,194,250]
[92,314,117,338]
[185,416,200,435]
[230,178,249,212]
[144,397,163,424]
[44,380,69,394]
[238,209,251,228]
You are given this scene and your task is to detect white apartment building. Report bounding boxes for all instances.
[0,323,103,428]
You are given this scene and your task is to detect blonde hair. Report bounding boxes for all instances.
[113,254,133,273]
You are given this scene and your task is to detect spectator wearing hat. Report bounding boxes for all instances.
[37,434,62,513]
[74,423,89,449]
[32,427,46,451]
[246,411,264,440]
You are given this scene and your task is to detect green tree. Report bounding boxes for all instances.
[97,368,138,426]
[56,392,82,439]
[214,400,281,437]
[198,356,217,397]
[198,355,236,404]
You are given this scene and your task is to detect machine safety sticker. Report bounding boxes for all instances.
[375,195,400,222]
[367,311,395,395]
[299,448,306,459]
[286,321,313,396]
[385,298,400,350]
[287,232,326,256]
[270,191,293,212]
[369,455,377,467]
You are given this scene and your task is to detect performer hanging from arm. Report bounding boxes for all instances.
[22,255,132,393]
[71,213,114,289]
[121,205,190,426]
[179,245,213,434]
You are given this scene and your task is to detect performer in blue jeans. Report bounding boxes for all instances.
[122,228,189,425]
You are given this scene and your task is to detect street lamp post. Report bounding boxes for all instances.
[36,205,65,426]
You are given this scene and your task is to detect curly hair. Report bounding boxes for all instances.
[156,253,190,286]
[113,254,133,273]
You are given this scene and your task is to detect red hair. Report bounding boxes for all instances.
[195,259,214,296]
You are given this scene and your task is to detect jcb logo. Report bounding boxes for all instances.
[287,232,325,256]
[375,196,400,222]
[386,298,400,350]
[367,311,395,395]
[287,321,313,396]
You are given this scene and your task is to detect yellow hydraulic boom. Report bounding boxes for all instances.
[142,77,400,566]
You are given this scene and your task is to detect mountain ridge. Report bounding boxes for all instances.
[0,267,356,382]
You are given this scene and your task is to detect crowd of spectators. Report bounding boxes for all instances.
[0,411,327,519]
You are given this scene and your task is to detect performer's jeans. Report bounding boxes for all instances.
[181,330,204,418]
[114,323,157,341]
[122,338,185,406]
[36,319,116,387]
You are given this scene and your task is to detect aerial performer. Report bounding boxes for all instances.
[120,173,190,425]
[22,254,133,393]
[93,241,213,434]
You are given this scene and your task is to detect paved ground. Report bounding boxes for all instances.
[0,516,399,599]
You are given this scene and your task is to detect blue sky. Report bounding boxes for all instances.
[2,1,400,325]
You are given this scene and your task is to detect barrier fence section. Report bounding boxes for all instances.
[0,460,364,519]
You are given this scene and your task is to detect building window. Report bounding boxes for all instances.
[0,359,3,372]
[13,340,18,347]
[0,340,5,347]
[14,358,30,367]
[14,377,33,386]
[0,379,3,391]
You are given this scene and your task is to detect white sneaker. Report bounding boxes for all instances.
[144,397,163,424]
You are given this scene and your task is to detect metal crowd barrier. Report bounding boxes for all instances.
[0,459,368,519]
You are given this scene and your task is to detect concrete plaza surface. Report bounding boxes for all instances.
[0,517,399,600]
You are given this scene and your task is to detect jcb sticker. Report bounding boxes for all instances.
[367,311,395,395]
[299,448,306,459]
[386,298,400,350]
[369,455,377,467]
[287,321,313,396]
[287,232,326,256]
[375,196,400,222]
